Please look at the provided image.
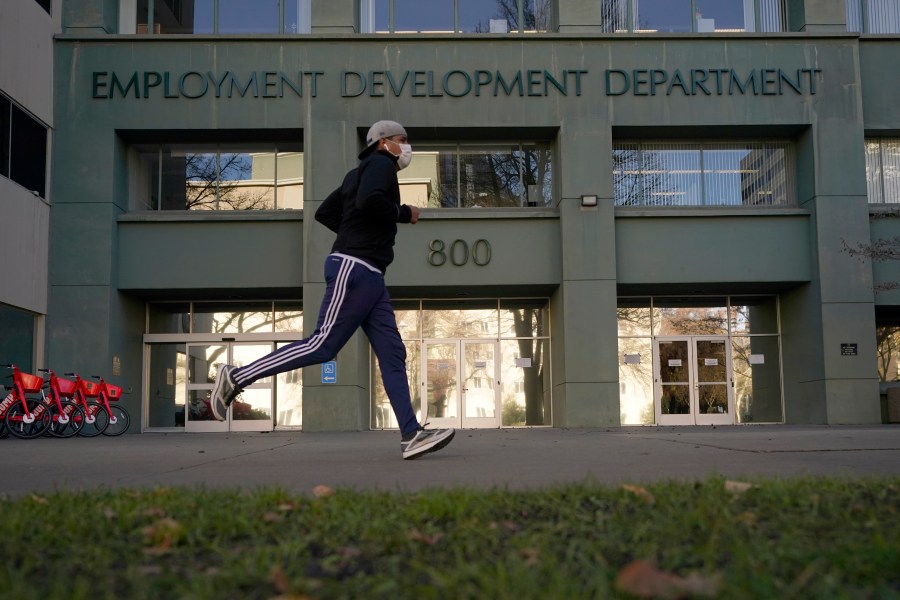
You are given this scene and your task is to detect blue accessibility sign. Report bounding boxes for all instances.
[322,361,337,384]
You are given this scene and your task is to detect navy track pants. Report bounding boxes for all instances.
[230,254,420,436]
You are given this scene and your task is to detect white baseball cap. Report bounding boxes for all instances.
[361,120,407,156]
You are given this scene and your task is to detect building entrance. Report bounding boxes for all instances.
[422,339,500,429]
[653,336,734,425]
[184,342,274,432]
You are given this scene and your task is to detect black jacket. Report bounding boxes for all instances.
[315,151,414,273]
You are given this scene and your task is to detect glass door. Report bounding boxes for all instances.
[654,336,734,425]
[185,342,274,432]
[422,341,459,429]
[422,340,500,428]
[461,341,500,428]
[693,337,733,425]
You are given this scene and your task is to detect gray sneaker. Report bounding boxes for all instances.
[401,427,455,460]
[210,364,241,422]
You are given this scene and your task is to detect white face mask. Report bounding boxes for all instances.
[385,139,413,170]
[396,143,413,170]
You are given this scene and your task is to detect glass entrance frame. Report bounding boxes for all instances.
[618,295,784,425]
[422,339,500,429]
[654,336,734,425]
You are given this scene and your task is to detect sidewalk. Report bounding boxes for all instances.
[2,425,899,498]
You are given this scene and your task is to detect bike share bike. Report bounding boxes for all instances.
[2,364,131,438]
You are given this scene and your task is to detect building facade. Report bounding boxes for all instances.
[4,0,900,433]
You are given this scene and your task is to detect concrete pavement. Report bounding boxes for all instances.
[1,425,899,497]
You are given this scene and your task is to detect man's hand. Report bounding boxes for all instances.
[409,205,420,224]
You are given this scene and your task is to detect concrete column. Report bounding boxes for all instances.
[300,116,371,432]
[556,0,602,33]
[785,0,847,33]
[311,0,357,34]
[551,118,620,426]
[780,115,881,424]
[63,0,118,34]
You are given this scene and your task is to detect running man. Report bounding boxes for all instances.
[209,120,454,460]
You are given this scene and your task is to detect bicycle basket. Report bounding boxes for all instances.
[106,384,123,400]
[81,381,101,398]
[18,373,45,394]
[56,377,77,397]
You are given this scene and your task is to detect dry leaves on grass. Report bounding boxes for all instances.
[724,480,754,495]
[269,565,312,600]
[312,485,335,498]
[408,528,444,546]
[141,517,185,555]
[622,484,656,504]
[614,559,720,599]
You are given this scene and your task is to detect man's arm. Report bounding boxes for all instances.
[315,184,344,233]
[357,155,415,224]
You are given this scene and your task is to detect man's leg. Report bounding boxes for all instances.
[210,256,379,420]
[361,289,420,437]
[361,286,455,459]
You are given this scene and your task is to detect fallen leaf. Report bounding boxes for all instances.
[31,494,49,505]
[141,517,184,552]
[615,560,720,599]
[312,485,335,498]
[270,565,289,594]
[277,502,297,512]
[520,548,540,566]
[724,480,754,494]
[263,511,283,523]
[103,507,118,520]
[408,528,444,545]
[622,484,656,504]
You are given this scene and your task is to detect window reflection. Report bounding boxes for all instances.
[371,299,551,429]
[405,143,553,208]
[732,336,782,422]
[604,0,783,33]
[654,298,728,336]
[133,143,302,211]
[614,141,795,207]
[147,343,186,427]
[136,0,310,34]
[192,302,275,334]
[362,0,552,33]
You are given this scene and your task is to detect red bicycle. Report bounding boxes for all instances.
[67,372,130,436]
[37,368,86,438]
[66,372,111,437]
[1,364,50,439]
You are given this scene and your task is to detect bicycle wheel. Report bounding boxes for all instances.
[77,402,110,437]
[102,405,130,436]
[46,401,85,438]
[6,398,50,439]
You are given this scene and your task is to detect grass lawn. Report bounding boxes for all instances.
[1,476,897,599]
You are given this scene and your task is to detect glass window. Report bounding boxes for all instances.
[617,298,653,337]
[0,95,9,178]
[136,142,302,211]
[147,343,186,428]
[408,143,552,208]
[274,303,303,333]
[421,300,499,338]
[653,298,728,336]
[865,138,900,204]
[732,336,782,422]
[148,302,191,334]
[848,0,900,33]
[7,104,48,198]
[729,296,778,334]
[218,0,279,34]
[363,0,550,33]
[614,141,795,207]
[500,338,550,425]
[0,303,35,373]
[606,0,783,33]
[618,336,654,424]
[499,300,549,338]
[637,0,691,32]
[275,341,302,426]
[137,0,309,34]
[192,302,275,334]
[876,326,900,382]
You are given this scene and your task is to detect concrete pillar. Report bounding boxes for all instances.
[785,0,847,33]
[551,117,620,426]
